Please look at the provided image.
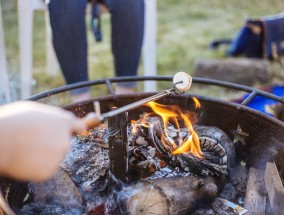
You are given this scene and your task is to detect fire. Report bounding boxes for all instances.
[193,97,201,109]
[144,98,203,158]
[131,113,152,134]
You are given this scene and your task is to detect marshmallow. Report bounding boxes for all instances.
[173,72,192,91]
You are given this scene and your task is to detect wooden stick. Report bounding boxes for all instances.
[0,191,15,215]
[244,167,266,215]
[264,162,284,214]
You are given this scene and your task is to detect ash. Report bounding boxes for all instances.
[63,136,109,193]
[19,203,81,215]
[147,166,191,179]
[20,127,117,215]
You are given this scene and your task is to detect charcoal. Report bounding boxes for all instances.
[211,198,235,215]
[135,136,148,147]
[63,137,109,192]
[230,164,248,193]
[148,146,156,158]
[19,203,82,215]
[192,208,215,215]
[219,183,238,201]
[147,166,190,179]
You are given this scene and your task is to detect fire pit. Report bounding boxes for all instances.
[1,76,284,214]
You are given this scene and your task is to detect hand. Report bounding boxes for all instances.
[0,101,86,181]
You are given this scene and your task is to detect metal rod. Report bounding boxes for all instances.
[241,91,258,106]
[26,76,284,106]
[105,79,114,95]
[101,89,174,120]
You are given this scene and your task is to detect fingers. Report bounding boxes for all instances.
[72,119,87,133]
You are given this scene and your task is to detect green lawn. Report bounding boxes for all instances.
[1,0,284,102]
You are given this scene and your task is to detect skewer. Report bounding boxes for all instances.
[82,72,192,128]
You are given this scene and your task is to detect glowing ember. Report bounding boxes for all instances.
[78,130,90,136]
[132,98,203,158]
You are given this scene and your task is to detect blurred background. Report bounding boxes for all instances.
[1,0,284,103]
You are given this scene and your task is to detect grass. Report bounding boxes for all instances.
[1,0,284,103]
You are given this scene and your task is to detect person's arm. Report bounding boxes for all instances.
[0,101,86,182]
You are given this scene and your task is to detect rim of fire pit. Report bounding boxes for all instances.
[27,76,284,106]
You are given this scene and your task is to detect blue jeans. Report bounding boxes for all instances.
[48,0,144,94]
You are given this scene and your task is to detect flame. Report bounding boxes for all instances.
[193,97,201,109]
[145,100,203,158]
[131,113,152,134]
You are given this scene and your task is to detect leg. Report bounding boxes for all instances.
[108,0,145,93]
[48,0,89,96]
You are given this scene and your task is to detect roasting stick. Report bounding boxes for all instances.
[82,72,192,129]
[0,191,15,215]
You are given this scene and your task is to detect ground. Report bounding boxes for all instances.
[1,0,284,102]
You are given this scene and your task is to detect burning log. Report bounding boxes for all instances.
[148,122,233,176]
[180,152,227,176]
[119,175,220,215]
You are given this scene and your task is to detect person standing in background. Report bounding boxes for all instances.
[47,0,145,102]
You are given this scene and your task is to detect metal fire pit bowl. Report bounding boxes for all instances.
[2,76,284,211]
[64,92,284,170]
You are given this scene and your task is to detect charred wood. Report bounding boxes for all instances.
[19,203,81,215]
[194,125,236,170]
[30,169,82,209]
[128,145,161,180]
[181,153,228,176]
[191,208,215,215]
[146,166,191,179]
[108,112,129,183]
[230,164,249,193]
[211,198,235,215]
[148,122,230,176]
[219,183,238,201]
[62,137,109,193]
